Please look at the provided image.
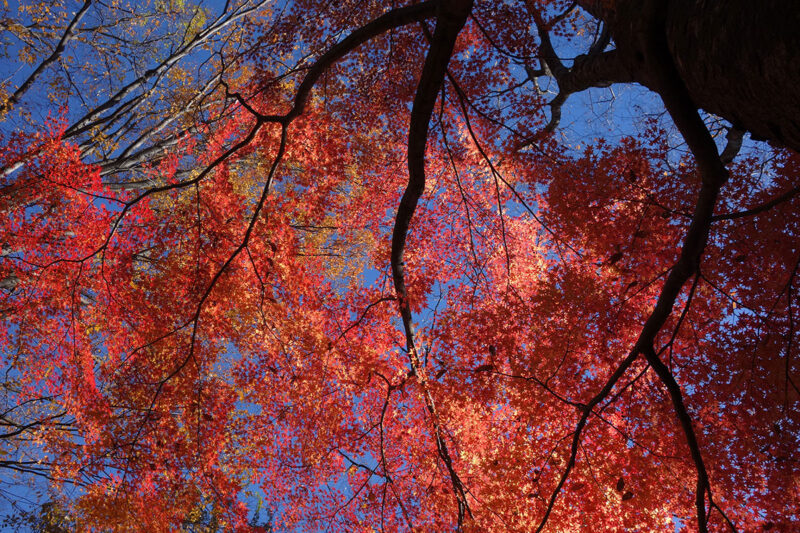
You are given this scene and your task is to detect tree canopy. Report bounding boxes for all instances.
[0,0,798,531]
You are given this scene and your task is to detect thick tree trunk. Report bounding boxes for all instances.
[581,0,800,152]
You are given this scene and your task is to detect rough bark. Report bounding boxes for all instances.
[578,0,800,152]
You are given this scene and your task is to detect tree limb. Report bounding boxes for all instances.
[391,0,474,528]
[0,1,92,115]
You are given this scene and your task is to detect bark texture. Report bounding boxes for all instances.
[580,0,800,152]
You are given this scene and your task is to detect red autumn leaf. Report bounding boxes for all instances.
[0,1,797,531]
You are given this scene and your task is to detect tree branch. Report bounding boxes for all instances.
[535,2,737,529]
[520,6,637,144]
[0,1,92,115]
[391,0,473,528]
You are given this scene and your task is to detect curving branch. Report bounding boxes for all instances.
[712,184,800,222]
[519,7,637,144]
[248,1,440,124]
[391,0,474,528]
[534,349,639,532]
[633,2,733,530]
[535,2,737,530]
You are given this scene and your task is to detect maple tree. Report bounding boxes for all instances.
[1,0,798,531]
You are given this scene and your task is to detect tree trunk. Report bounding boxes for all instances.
[581,0,800,152]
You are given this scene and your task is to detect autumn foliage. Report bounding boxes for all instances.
[0,0,798,531]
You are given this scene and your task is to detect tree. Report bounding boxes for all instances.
[3,500,74,533]
[0,0,798,530]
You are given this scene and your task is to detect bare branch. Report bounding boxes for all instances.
[391,1,474,528]
[0,1,92,115]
